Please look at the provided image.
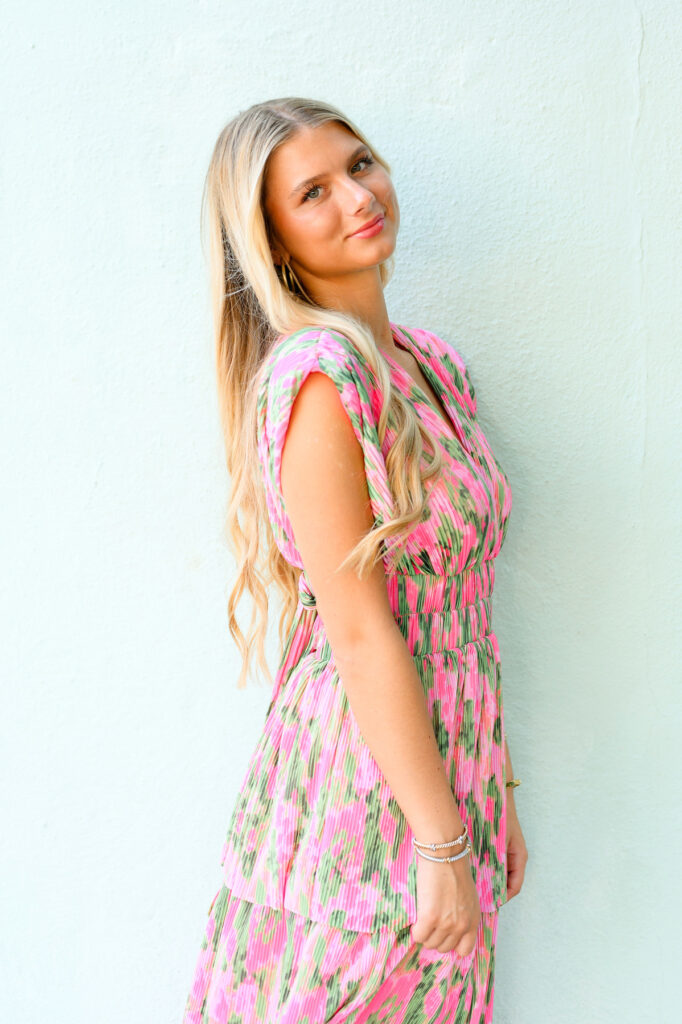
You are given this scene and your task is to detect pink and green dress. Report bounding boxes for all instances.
[182,321,513,1023]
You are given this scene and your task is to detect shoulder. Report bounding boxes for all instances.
[403,323,478,418]
[259,326,377,422]
[263,325,366,382]
[255,325,394,541]
[257,325,384,457]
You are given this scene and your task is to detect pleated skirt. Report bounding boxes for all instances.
[182,885,498,1024]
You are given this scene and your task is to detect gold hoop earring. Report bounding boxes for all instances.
[281,260,314,304]
[281,260,297,294]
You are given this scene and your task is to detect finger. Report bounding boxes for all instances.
[411,910,456,947]
[507,866,524,899]
[455,926,479,959]
[417,925,450,950]
[430,929,461,954]
[428,922,474,955]
[410,920,437,945]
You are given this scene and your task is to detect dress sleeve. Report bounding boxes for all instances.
[256,327,395,569]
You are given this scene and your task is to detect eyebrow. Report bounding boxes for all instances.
[288,144,370,198]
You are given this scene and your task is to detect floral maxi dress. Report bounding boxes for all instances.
[182,321,514,1024]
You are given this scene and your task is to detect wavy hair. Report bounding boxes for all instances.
[201,97,444,689]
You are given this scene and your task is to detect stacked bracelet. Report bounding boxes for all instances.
[411,780,521,866]
[412,824,472,864]
[414,843,471,863]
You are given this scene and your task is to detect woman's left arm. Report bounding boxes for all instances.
[504,738,529,900]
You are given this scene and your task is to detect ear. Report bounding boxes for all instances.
[271,247,291,269]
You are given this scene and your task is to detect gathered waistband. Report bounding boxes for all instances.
[297,560,496,657]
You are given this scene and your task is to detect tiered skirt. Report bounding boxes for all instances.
[182,885,498,1023]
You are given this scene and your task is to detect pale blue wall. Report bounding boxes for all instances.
[1,2,680,1022]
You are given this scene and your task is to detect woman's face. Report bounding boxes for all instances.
[263,120,399,297]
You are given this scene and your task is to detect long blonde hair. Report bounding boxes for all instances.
[202,97,444,689]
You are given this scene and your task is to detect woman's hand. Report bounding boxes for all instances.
[410,851,481,956]
[505,797,528,899]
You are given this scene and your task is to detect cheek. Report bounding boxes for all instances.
[287,210,334,251]
[290,210,341,265]
[384,187,399,225]
[378,179,398,213]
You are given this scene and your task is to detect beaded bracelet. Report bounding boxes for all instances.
[414,841,472,863]
[412,824,471,863]
[412,823,469,851]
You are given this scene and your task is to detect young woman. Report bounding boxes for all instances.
[182,97,528,1024]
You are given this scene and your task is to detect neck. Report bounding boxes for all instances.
[294,265,398,354]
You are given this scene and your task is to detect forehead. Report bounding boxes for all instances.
[264,121,361,198]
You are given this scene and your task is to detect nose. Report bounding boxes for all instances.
[343,176,375,212]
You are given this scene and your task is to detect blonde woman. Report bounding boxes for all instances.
[182,97,528,1024]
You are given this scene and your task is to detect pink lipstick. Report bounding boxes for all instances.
[349,214,385,238]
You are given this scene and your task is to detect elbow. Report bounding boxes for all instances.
[321,609,401,675]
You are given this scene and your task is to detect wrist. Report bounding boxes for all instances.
[412,820,471,866]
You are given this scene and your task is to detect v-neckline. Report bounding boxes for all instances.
[384,322,473,455]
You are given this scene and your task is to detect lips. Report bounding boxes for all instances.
[350,213,384,236]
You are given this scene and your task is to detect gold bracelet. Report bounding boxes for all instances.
[505,778,521,788]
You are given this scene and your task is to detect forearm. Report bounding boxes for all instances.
[333,618,464,843]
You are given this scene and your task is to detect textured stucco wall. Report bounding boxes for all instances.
[1,2,680,1022]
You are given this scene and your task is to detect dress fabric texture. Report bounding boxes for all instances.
[183,322,513,1023]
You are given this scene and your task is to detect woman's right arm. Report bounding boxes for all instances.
[280,370,480,955]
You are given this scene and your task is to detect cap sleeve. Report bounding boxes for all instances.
[256,327,395,569]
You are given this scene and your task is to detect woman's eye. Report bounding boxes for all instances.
[352,154,374,172]
[301,154,374,202]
